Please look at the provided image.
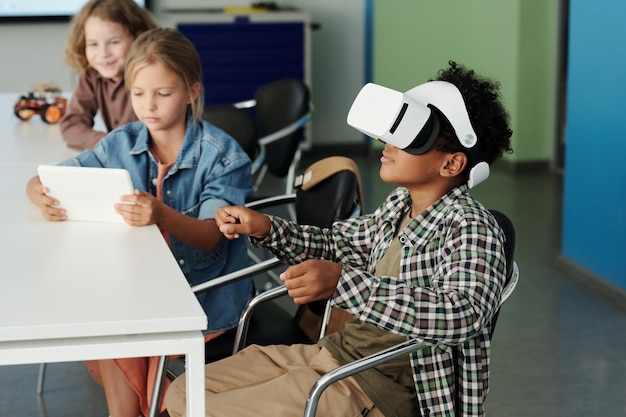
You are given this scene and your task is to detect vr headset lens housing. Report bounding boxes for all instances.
[347,81,490,188]
[346,83,440,155]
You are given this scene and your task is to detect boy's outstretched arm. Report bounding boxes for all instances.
[215,205,272,239]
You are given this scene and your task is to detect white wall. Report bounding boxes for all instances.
[0,0,366,145]
[286,0,367,146]
[0,22,75,92]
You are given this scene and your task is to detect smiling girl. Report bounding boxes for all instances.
[60,0,158,151]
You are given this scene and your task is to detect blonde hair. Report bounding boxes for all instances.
[65,0,159,73]
[124,28,205,120]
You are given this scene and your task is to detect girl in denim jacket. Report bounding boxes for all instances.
[27,28,253,417]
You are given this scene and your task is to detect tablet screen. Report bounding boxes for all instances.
[37,165,135,223]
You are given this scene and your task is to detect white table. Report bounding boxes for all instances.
[0,167,208,416]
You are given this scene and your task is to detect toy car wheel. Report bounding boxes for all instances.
[41,104,63,124]
[15,106,35,121]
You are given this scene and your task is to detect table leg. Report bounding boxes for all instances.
[185,337,206,417]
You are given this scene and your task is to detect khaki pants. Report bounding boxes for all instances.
[165,344,384,417]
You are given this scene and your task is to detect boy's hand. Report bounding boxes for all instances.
[280,260,342,304]
[115,190,162,226]
[215,205,271,239]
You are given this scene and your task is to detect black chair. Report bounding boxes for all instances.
[302,209,519,417]
[234,78,313,200]
[232,156,364,351]
[147,156,363,417]
[203,104,259,161]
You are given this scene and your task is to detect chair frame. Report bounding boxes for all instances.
[302,262,519,417]
[234,81,314,197]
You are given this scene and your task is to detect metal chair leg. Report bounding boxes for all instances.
[36,363,46,395]
[147,356,169,417]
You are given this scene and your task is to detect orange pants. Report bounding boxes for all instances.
[107,331,225,416]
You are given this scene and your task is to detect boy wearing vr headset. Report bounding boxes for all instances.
[165,61,513,417]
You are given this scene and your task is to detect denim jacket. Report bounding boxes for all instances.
[59,116,254,332]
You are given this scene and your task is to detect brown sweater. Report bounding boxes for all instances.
[60,68,136,151]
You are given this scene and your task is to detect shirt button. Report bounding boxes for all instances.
[399,236,406,243]
[166,190,172,195]
[416,364,424,371]
[152,178,158,186]
[423,409,430,416]
[178,259,185,265]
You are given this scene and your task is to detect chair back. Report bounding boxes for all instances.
[294,156,364,228]
[203,104,259,160]
[292,156,364,334]
[489,209,516,280]
[487,209,517,338]
[255,78,310,177]
[449,209,517,414]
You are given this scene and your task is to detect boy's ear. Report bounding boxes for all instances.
[440,152,467,179]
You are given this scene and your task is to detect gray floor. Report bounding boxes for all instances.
[2,148,626,417]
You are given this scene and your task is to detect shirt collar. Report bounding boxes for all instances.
[383,185,468,221]
[419,184,469,223]
[128,115,201,170]
[382,185,469,241]
[90,67,126,90]
[177,116,202,169]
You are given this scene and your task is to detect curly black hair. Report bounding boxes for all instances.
[432,61,513,170]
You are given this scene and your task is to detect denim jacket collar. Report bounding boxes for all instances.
[128,115,202,171]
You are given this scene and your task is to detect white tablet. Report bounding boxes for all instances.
[37,165,135,223]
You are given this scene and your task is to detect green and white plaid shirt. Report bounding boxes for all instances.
[255,185,507,417]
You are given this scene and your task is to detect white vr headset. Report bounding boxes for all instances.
[347,81,489,188]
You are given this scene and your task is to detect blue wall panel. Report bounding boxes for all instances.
[562,0,626,287]
[179,19,305,107]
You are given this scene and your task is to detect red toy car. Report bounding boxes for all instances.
[14,83,68,124]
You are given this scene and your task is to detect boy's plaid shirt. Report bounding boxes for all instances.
[254,185,507,417]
